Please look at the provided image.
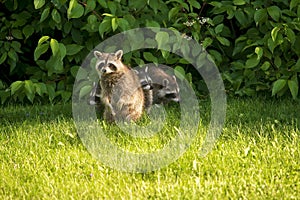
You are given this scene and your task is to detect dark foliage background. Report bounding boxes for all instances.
[0,0,299,104]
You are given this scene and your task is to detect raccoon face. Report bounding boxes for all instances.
[94,50,123,76]
[159,76,180,102]
[134,66,153,90]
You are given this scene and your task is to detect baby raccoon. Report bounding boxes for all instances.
[88,81,105,115]
[94,50,144,122]
[135,65,180,105]
[88,81,101,106]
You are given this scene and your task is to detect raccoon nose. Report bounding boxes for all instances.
[101,68,107,73]
[174,97,180,102]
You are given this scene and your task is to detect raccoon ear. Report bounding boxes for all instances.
[163,79,169,87]
[94,51,103,59]
[115,50,123,60]
[172,75,176,81]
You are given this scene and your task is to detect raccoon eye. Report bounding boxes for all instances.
[97,63,105,71]
[109,63,117,71]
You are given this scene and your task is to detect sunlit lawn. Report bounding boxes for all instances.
[0,97,299,199]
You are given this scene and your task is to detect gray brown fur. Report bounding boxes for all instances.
[135,65,180,105]
[94,50,144,122]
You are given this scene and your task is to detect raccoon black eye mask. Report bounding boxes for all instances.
[96,63,105,71]
[96,62,117,73]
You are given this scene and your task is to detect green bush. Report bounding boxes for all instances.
[0,0,299,104]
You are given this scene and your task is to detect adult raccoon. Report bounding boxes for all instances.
[94,50,144,122]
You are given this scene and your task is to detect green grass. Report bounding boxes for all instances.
[0,97,299,199]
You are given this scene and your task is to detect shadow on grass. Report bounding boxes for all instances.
[0,103,73,124]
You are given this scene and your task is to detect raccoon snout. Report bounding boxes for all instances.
[173,97,180,102]
[165,93,177,99]
[141,80,152,90]
[101,68,107,73]
[165,93,180,102]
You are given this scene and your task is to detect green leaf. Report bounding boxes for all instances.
[285,28,296,44]
[22,25,34,39]
[233,0,246,5]
[174,66,185,80]
[102,13,114,17]
[24,80,35,103]
[208,50,222,63]
[52,0,67,8]
[216,36,230,46]
[11,29,23,39]
[288,79,298,99]
[290,0,300,10]
[254,8,267,25]
[34,43,49,61]
[291,58,300,72]
[46,55,64,74]
[118,18,129,31]
[99,19,111,38]
[271,27,280,41]
[35,83,47,96]
[79,85,92,99]
[61,91,72,102]
[34,0,45,9]
[267,6,281,21]
[145,20,160,28]
[70,66,80,77]
[50,39,59,56]
[272,79,287,96]
[143,52,158,63]
[274,56,281,68]
[0,90,10,104]
[59,43,66,60]
[87,14,97,25]
[202,37,213,49]
[85,0,96,14]
[38,36,50,44]
[192,44,202,57]
[267,38,277,53]
[65,44,84,55]
[46,84,56,102]
[261,61,270,71]
[187,0,200,9]
[155,31,169,49]
[107,1,117,15]
[10,41,22,53]
[67,0,84,19]
[168,7,180,20]
[161,50,170,59]
[245,55,260,68]
[97,0,107,8]
[255,47,263,60]
[52,9,61,23]
[11,81,24,95]
[64,22,72,34]
[0,52,7,65]
[8,59,17,73]
[235,9,248,27]
[40,7,50,22]
[24,80,34,94]
[215,24,224,34]
[111,17,118,31]
[8,49,18,62]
